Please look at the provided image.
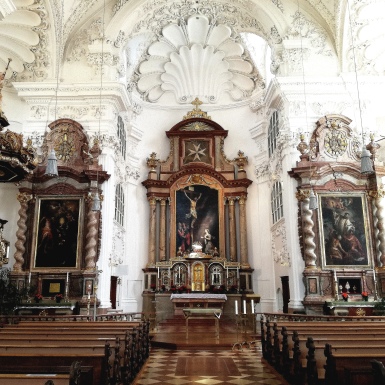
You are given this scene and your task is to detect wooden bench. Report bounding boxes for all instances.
[260,315,385,385]
[0,320,150,385]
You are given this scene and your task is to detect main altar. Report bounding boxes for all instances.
[141,100,256,317]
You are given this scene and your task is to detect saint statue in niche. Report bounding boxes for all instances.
[176,185,219,255]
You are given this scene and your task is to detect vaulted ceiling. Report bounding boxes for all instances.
[0,0,384,107]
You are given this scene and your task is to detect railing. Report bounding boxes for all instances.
[0,312,156,324]
[260,311,385,322]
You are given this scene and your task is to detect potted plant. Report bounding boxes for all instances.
[374,297,385,315]
[361,291,368,301]
[341,292,349,302]
[55,293,63,303]
[34,293,43,303]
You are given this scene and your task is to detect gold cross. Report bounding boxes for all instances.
[191,97,203,110]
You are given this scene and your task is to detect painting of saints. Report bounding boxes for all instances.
[320,195,370,267]
[35,198,81,268]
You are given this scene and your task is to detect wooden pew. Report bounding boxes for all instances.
[323,343,385,385]
[0,320,150,385]
[261,315,385,385]
[0,361,88,385]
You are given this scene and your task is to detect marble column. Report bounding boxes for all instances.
[13,192,32,272]
[297,190,317,269]
[228,198,236,261]
[148,197,157,266]
[159,199,166,261]
[84,196,98,271]
[373,189,385,267]
[239,196,249,268]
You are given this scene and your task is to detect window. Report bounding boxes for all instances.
[114,184,125,226]
[117,116,126,159]
[268,110,279,157]
[271,181,283,224]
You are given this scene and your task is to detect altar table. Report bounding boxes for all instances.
[182,308,222,339]
[170,293,227,315]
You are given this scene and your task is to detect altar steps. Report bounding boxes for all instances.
[151,315,260,350]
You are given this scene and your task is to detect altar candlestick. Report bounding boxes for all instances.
[28,272,31,286]
[251,299,255,314]
[243,300,246,314]
[235,300,238,315]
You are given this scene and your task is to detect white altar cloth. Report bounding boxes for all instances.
[170,294,227,300]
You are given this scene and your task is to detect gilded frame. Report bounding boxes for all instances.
[32,196,83,270]
[318,193,372,268]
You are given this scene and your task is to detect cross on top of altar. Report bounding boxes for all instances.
[183,97,211,121]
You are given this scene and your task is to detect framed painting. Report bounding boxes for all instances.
[318,193,372,268]
[175,185,219,255]
[32,197,83,269]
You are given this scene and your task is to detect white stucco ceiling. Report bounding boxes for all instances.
[0,0,384,107]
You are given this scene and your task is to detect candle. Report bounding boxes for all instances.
[373,268,377,282]
[333,269,337,282]
[243,300,246,314]
[88,293,90,300]
[28,272,31,286]
[157,267,159,279]
[226,267,228,279]
[251,299,255,314]
[66,272,69,283]
[235,300,238,315]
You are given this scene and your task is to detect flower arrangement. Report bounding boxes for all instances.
[55,293,63,300]
[342,292,349,301]
[362,291,368,301]
[150,284,156,291]
[34,293,43,302]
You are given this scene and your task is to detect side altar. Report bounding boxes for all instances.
[290,115,385,314]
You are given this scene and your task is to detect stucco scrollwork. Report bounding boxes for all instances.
[271,220,291,267]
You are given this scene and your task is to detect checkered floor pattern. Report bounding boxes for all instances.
[134,342,289,384]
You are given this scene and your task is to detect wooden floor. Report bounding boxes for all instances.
[133,316,290,385]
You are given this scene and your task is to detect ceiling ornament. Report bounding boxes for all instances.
[346,1,385,75]
[0,0,49,81]
[136,15,261,104]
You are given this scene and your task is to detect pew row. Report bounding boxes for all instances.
[0,320,150,385]
[260,314,385,385]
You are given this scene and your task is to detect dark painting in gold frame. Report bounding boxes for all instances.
[33,197,82,269]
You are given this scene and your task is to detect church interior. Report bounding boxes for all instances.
[0,0,385,384]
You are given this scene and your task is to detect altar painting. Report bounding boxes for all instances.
[176,185,219,255]
[33,197,82,269]
[319,194,371,267]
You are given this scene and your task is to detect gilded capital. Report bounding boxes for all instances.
[296,189,311,201]
[17,192,32,204]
